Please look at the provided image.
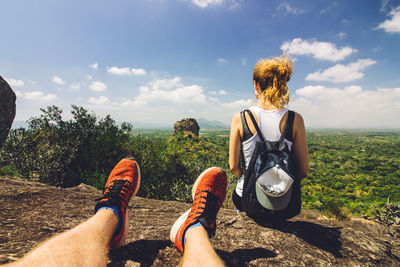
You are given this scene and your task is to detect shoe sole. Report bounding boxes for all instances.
[169,167,223,244]
[131,161,141,197]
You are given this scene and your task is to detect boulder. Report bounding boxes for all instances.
[173,118,200,136]
[0,76,16,148]
[0,176,399,266]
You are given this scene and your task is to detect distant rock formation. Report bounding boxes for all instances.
[0,76,16,148]
[0,176,399,266]
[173,118,200,136]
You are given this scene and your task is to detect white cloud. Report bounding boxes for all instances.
[291,85,400,128]
[17,91,57,102]
[121,77,207,107]
[107,66,147,76]
[70,82,81,90]
[305,59,376,83]
[217,58,228,64]
[210,90,227,95]
[376,6,400,34]
[90,81,107,92]
[90,62,99,70]
[88,96,110,105]
[241,57,247,66]
[131,68,146,76]
[52,76,65,85]
[221,99,256,109]
[277,2,305,15]
[87,75,93,80]
[4,77,24,87]
[149,76,181,90]
[192,0,224,8]
[281,38,357,61]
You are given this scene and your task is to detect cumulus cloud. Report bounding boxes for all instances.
[192,0,224,8]
[121,77,208,107]
[52,76,65,85]
[88,96,110,105]
[209,90,227,95]
[217,58,228,64]
[17,91,57,102]
[4,77,24,87]
[107,66,146,76]
[221,99,256,109]
[87,75,93,80]
[281,38,357,61]
[291,85,400,128]
[90,81,107,92]
[277,2,305,15]
[376,6,400,34]
[305,59,376,83]
[90,62,99,70]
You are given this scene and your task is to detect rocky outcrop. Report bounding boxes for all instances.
[173,118,200,136]
[0,76,16,148]
[0,176,399,266]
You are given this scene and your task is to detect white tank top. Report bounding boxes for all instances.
[235,106,293,197]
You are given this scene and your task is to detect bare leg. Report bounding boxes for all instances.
[181,226,225,267]
[5,209,121,267]
[4,158,139,267]
[170,167,228,267]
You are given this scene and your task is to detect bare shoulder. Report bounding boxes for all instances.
[293,111,305,126]
[231,112,241,126]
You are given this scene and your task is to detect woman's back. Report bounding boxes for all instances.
[241,106,293,170]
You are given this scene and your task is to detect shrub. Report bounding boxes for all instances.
[368,198,400,226]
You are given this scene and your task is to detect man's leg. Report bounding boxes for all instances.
[5,158,140,267]
[6,209,119,267]
[170,167,227,267]
[181,226,225,267]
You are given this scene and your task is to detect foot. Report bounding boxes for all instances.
[94,158,140,248]
[170,167,227,252]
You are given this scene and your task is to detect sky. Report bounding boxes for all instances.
[1,0,400,128]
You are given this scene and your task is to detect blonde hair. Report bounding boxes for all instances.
[253,55,293,109]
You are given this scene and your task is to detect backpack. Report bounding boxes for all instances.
[240,109,301,223]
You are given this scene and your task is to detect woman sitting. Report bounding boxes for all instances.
[229,55,309,222]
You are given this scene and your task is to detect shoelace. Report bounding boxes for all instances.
[189,190,219,229]
[95,179,133,202]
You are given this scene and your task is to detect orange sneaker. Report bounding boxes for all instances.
[170,167,227,252]
[95,158,140,247]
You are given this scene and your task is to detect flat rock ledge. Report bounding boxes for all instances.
[0,176,399,266]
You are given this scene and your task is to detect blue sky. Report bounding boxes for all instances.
[1,0,400,128]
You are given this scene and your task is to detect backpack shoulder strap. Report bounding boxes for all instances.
[279,110,295,143]
[243,109,265,142]
[240,111,253,142]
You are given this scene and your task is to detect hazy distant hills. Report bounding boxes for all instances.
[12,118,229,130]
[196,118,229,129]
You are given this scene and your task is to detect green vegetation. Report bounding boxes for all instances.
[1,106,399,219]
[303,130,400,217]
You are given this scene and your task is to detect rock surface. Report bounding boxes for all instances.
[173,118,200,136]
[0,176,399,266]
[0,76,16,148]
